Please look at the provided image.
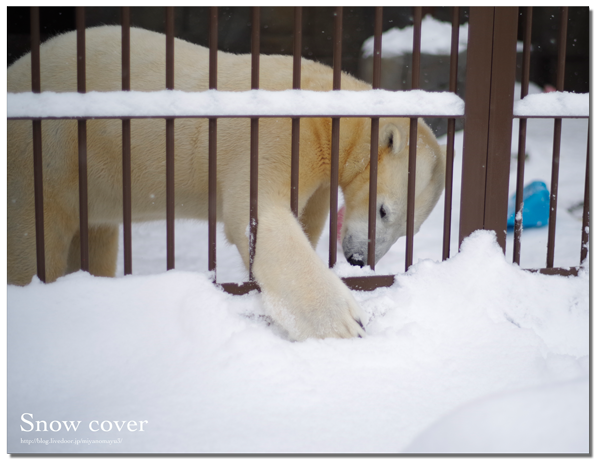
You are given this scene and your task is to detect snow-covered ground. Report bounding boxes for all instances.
[7,79,589,454]
[7,233,589,454]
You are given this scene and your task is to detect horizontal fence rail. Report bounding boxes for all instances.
[8,6,589,292]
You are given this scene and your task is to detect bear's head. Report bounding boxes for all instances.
[340,117,446,267]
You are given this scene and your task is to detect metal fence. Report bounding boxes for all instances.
[459,7,589,277]
[10,6,589,294]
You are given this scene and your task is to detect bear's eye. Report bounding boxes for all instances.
[387,133,394,150]
[379,205,387,219]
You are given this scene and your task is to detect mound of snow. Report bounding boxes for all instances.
[8,231,588,453]
[362,16,469,57]
[405,377,589,454]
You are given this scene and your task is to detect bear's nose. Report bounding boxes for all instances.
[347,255,364,267]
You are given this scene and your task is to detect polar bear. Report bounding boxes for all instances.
[8,26,446,340]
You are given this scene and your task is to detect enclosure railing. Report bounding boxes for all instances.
[458,6,589,277]
[514,7,590,274]
[9,6,589,294]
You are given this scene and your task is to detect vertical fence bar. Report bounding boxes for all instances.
[30,6,46,283]
[580,125,590,264]
[546,7,568,268]
[329,6,343,268]
[165,7,175,271]
[208,7,218,281]
[30,8,41,94]
[249,7,260,281]
[513,6,533,265]
[121,7,132,276]
[291,7,302,218]
[442,6,460,261]
[367,6,383,270]
[76,7,89,272]
[405,6,421,272]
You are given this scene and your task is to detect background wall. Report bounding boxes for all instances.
[7,6,589,93]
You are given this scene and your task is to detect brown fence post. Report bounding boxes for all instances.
[482,7,518,252]
[459,7,518,250]
[459,7,494,244]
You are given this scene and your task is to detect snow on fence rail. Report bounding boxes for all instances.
[7,89,466,119]
[8,89,590,120]
[513,91,589,118]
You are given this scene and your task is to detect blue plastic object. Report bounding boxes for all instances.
[507,180,550,229]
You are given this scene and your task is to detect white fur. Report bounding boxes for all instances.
[8,26,445,340]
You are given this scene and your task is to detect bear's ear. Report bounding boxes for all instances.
[380,123,407,156]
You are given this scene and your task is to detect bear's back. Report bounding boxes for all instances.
[8,25,370,94]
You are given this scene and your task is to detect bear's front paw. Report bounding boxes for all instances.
[262,271,366,341]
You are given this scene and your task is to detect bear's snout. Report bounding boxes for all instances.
[342,233,366,267]
[346,254,365,267]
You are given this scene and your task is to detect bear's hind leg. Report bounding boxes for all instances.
[67,225,119,278]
